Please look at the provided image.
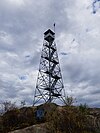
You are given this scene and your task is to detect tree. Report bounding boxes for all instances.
[2,101,16,113]
[64,96,75,106]
[20,100,26,108]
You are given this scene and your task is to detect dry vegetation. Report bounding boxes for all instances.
[0,102,100,133]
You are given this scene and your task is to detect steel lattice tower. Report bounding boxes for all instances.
[33,29,65,105]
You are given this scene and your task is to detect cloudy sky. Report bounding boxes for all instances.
[0,0,100,107]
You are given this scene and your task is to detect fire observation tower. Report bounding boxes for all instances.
[33,29,65,105]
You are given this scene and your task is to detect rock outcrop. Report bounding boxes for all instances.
[9,123,47,133]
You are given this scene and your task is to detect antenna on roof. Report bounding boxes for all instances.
[53,23,55,33]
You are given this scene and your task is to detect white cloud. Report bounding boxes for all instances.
[0,31,13,46]
[6,0,25,7]
[9,0,24,4]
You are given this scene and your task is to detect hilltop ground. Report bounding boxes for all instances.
[0,103,100,133]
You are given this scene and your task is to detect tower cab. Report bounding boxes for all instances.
[44,29,55,42]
